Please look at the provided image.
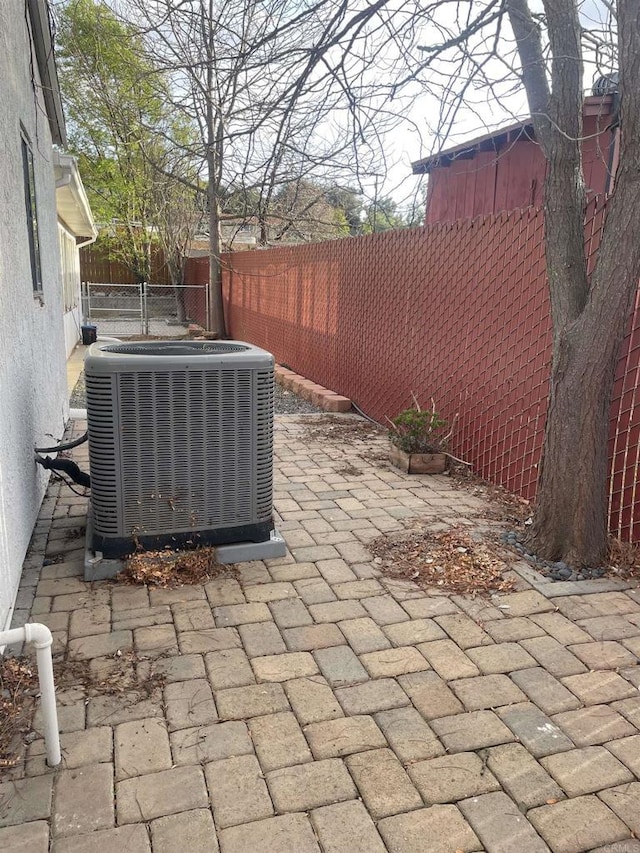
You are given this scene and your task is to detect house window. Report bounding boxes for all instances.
[59,227,79,311]
[21,129,42,294]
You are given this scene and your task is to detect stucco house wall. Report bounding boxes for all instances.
[0,3,69,630]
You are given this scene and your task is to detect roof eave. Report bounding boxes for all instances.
[54,152,97,240]
[411,121,534,174]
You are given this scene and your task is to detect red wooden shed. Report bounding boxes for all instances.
[412,95,619,224]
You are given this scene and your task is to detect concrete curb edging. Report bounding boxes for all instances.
[512,561,633,597]
[274,364,352,413]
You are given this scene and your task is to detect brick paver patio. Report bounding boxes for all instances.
[3,415,640,852]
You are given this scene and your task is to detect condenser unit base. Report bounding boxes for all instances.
[84,505,287,581]
[216,528,286,564]
[92,519,276,560]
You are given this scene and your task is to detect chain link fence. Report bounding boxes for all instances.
[215,200,640,542]
[81,282,208,338]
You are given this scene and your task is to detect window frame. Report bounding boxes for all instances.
[20,126,43,297]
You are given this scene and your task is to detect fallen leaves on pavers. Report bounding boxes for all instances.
[1,647,167,781]
[119,546,235,588]
[0,653,162,779]
[298,415,385,445]
[0,657,38,771]
[298,414,390,466]
[370,527,516,597]
[53,649,164,698]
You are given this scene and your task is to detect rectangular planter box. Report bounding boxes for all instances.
[390,446,447,474]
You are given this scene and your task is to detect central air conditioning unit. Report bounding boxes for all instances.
[84,340,281,562]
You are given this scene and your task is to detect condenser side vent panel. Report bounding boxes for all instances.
[85,372,121,536]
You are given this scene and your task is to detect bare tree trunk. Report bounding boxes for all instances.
[207,158,225,336]
[259,210,269,247]
[531,315,623,564]
[166,251,188,323]
[205,0,225,338]
[532,145,640,563]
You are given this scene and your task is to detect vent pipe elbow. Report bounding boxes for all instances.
[0,622,60,766]
[23,622,53,649]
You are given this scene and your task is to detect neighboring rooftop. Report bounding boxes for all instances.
[412,94,617,175]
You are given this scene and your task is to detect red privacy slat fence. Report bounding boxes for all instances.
[185,202,640,542]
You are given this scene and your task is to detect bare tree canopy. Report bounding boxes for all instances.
[118,0,425,332]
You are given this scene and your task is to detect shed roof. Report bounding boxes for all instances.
[411,95,617,175]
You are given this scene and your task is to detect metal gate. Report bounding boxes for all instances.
[81,282,209,338]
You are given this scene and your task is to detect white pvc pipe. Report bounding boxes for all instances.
[0,623,61,766]
[69,408,87,420]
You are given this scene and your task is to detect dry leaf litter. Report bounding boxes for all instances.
[371,526,516,597]
[0,658,38,771]
[120,546,235,587]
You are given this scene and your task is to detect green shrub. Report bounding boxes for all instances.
[388,399,453,454]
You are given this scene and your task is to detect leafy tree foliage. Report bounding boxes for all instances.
[363,196,410,233]
[57,0,199,282]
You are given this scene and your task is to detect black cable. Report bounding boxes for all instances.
[49,472,89,498]
[351,400,384,427]
[34,432,88,453]
[35,455,91,488]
